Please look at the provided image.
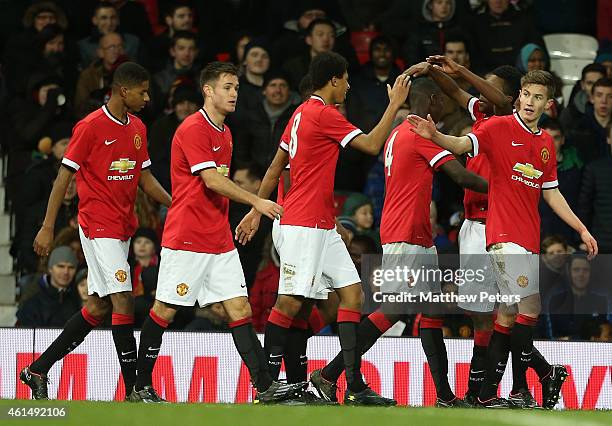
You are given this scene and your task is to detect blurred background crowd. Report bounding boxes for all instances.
[1,0,610,341]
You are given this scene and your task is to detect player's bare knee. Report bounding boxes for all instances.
[152,300,178,323]
[222,296,252,322]
[471,313,494,330]
[110,292,135,314]
[518,294,541,318]
[336,283,363,311]
[274,295,303,318]
[85,298,110,320]
[496,311,516,328]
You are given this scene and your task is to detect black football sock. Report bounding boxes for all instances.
[530,345,552,379]
[135,310,168,390]
[31,307,101,375]
[511,315,537,394]
[337,308,367,393]
[322,311,392,383]
[111,313,138,394]
[479,323,511,401]
[264,308,293,381]
[284,319,309,384]
[230,317,274,391]
[467,330,492,395]
[420,317,454,402]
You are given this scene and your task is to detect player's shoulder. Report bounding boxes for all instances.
[127,112,145,128]
[77,107,105,128]
[177,110,205,133]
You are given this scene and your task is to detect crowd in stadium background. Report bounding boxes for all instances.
[1,0,611,342]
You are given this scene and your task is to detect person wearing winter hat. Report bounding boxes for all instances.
[17,246,81,327]
[130,227,159,297]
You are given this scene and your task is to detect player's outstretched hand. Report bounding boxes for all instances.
[580,229,598,259]
[387,73,411,107]
[406,114,437,139]
[254,198,283,220]
[405,61,431,77]
[235,209,261,245]
[426,55,461,77]
[33,225,54,256]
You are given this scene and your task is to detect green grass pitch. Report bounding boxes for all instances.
[0,400,610,426]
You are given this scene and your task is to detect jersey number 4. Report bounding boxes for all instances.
[384,130,399,176]
[288,112,302,159]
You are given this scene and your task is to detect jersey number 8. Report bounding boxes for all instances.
[289,112,302,159]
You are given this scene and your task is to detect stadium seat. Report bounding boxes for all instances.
[561,84,575,107]
[544,33,599,60]
[550,58,593,84]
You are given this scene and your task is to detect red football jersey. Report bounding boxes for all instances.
[379,121,454,246]
[62,105,150,240]
[161,109,234,254]
[464,97,489,221]
[467,112,558,253]
[279,96,363,229]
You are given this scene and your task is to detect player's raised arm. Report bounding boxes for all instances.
[406,60,472,110]
[439,160,488,193]
[427,55,512,112]
[139,169,171,207]
[349,73,411,155]
[406,114,473,155]
[542,188,598,259]
[33,166,75,256]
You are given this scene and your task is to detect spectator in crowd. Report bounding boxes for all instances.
[17,246,81,327]
[229,162,271,288]
[149,2,194,72]
[12,121,75,274]
[52,226,84,269]
[129,227,159,297]
[341,193,380,244]
[249,235,280,332]
[230,39,272,124]
[77,2,142,69]
[595,50,612,79]
[515,43,563,117]
[548,255,609,339]
[105,0,152,40]
[75,268,88,307]
[443,31,473,92]
[229,31,252,73]
[467,0,545,74]
[282,17,337,89]
[74,32,128,118]
[579,121,612,253]
[153,31,200,115]
[273,3,356,70]
[149,84,201,193]
[3,1,69,95]
[431,201,454,251]
[566,78,612,164]
[234,72,298,170]
[135,190,162,237]
[402,0,462,67]
[539,119,583,241]
[539,234,571,310]
[560,63,606,133]
[341,36,401,191]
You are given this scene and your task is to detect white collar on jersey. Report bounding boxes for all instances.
[513,110,542,136]
[199,108,224,133]
[310,95,326,105]
[102,104,130,126]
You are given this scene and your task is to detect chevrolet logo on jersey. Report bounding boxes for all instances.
[109,158,136,173]
[217,164,229,177]
[512,163,543,179]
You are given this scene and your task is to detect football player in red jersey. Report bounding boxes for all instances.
[408,57,570,409]
[22,62,172,400]
[310,78,488,408]
[407,70,597,408]
[237,51,410,405]
[130,62,304,404]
